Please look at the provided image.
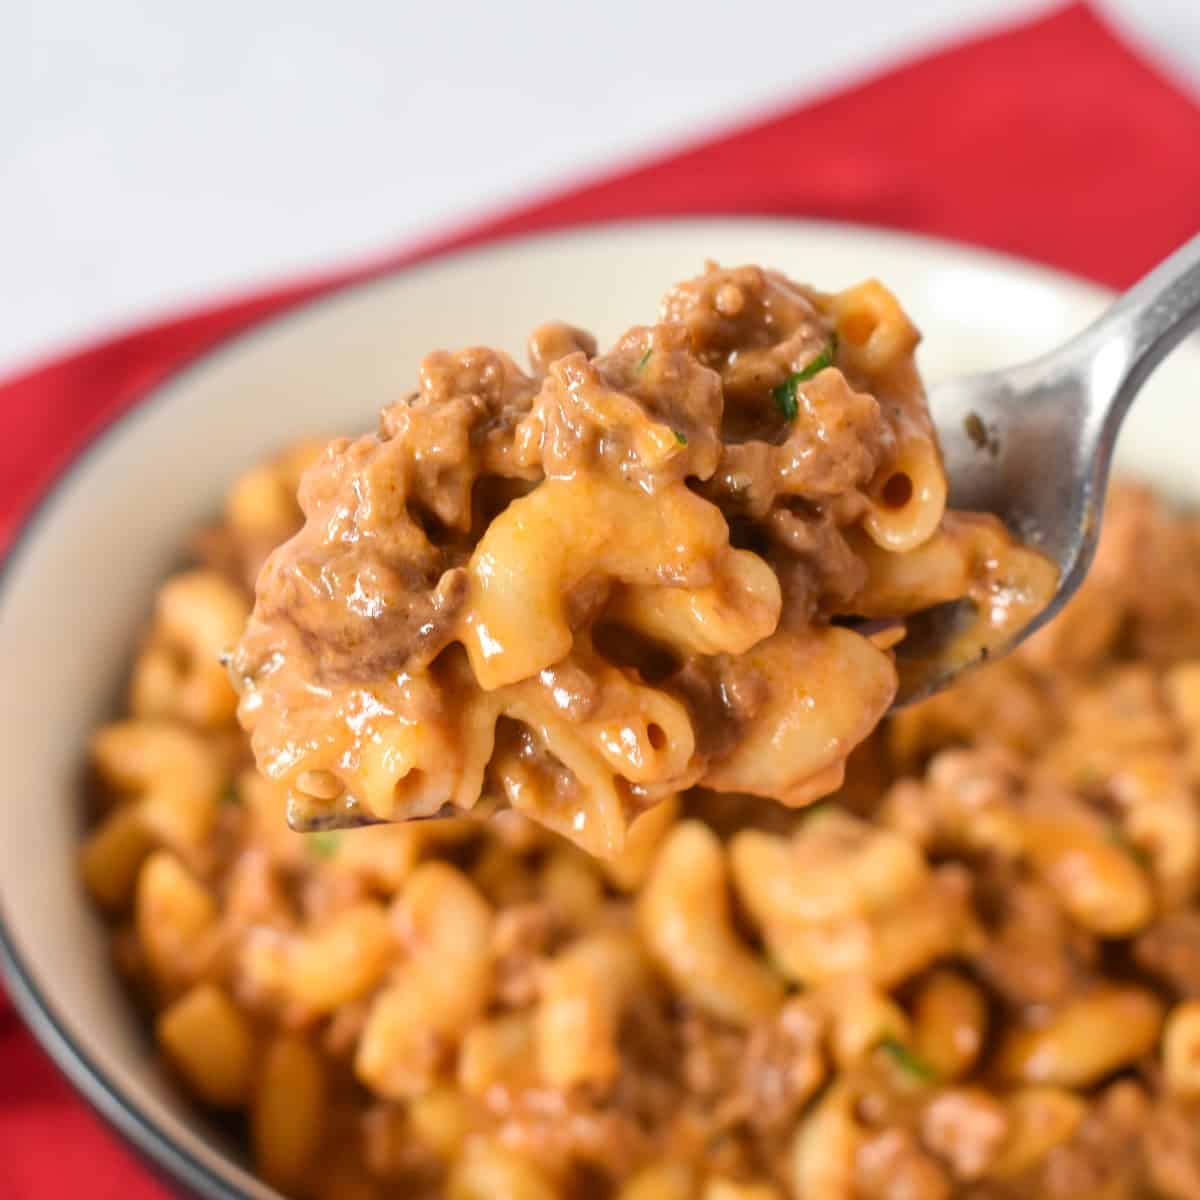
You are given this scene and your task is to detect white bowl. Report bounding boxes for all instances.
[2,218,1197,1199]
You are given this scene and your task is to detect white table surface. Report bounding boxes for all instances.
[4,0,1198,378]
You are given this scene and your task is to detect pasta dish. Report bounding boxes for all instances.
[78,264,1200,1198]
[228,264,1055,853]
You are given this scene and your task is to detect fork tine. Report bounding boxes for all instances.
[286,791,463,832]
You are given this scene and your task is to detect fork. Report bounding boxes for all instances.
[896,230,1200,704]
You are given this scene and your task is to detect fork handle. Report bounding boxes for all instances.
[1076,230,1200,431]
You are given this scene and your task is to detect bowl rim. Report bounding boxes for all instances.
[0,214,1118,1199]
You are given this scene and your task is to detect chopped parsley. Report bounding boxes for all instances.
[308,831,342,859]
[220,781,240,806]
[773,377,800,422]
[1107,824,1151,868]
[675,430,688,445]
[879,1036,938,1083]
[636,347,653,371]
[772,334,839,421]
[800,800,833,825]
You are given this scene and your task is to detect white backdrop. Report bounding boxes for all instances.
[4,0,1198,376]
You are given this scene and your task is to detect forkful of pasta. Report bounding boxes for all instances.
[228,234,1200,852]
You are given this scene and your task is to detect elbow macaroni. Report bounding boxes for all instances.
[729,811,967,986]
[638,821,783,1026]
[535,929,647,1090]
[355,863,493,1099]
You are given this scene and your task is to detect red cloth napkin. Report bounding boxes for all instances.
[2,3,1198,1196]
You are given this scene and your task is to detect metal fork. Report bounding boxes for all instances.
[895,230,1200,704]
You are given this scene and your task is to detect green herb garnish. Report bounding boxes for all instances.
[308,832,342,859]
[879,1036,938,1083]
[636,347,653,371]
[772,335,838,421]
[1107,824,1151,868]
[220,782,240,806]
[773,377,800,421]
[801,800,833,825]
[675,430,688,445]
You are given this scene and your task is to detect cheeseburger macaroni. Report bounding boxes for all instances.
[229,264,1054,853]
[82,479,1200,1199]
